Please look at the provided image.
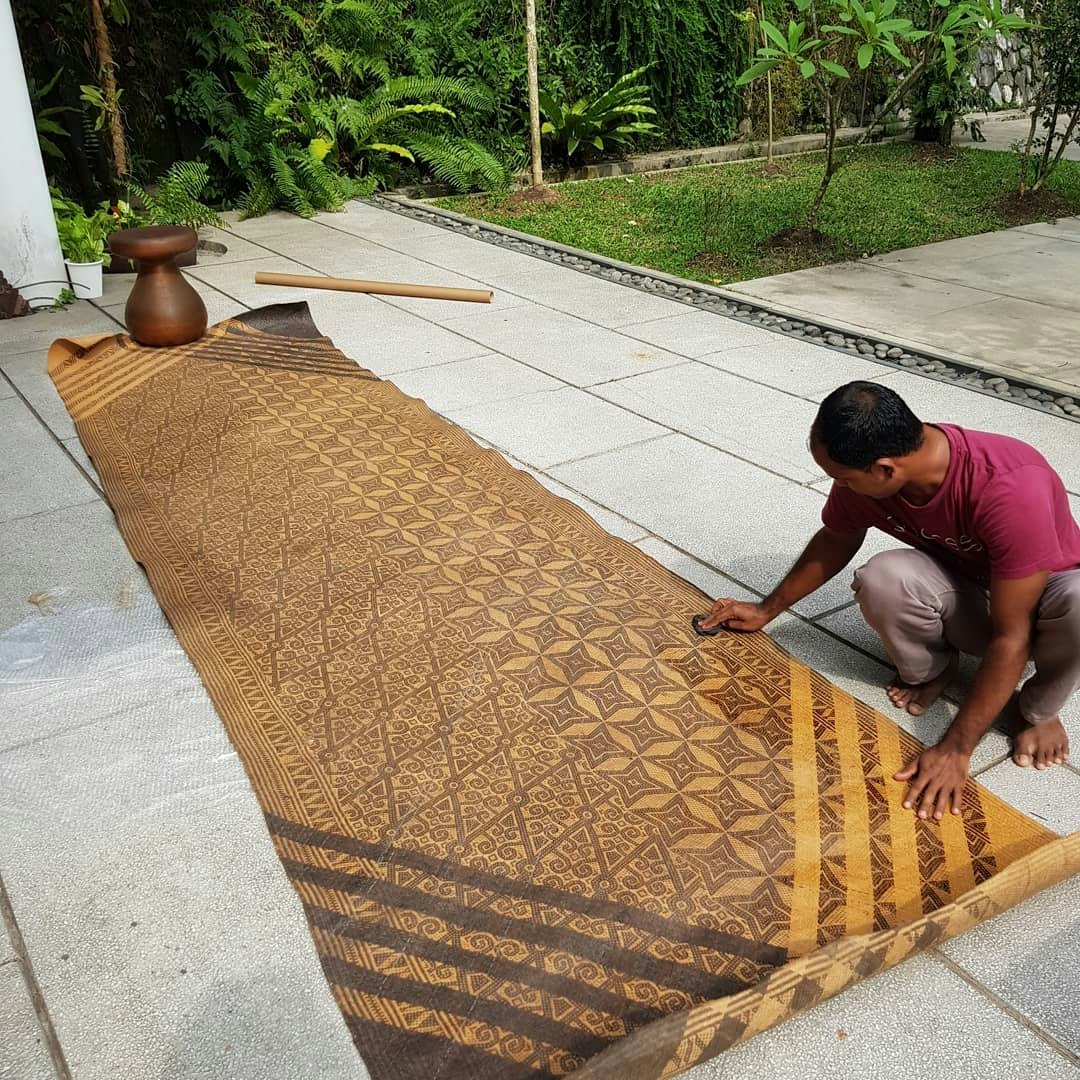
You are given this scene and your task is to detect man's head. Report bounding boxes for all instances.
[811,382,925,498]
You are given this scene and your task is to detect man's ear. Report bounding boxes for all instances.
[871,459,896,481]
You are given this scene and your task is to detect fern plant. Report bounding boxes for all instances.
[538,66,660,164]
[173,0,510,217]
[128,161,225,231]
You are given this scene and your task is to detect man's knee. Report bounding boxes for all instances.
[852,549,929,607]
[1040,572,1080,638]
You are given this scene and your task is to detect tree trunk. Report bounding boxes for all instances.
[806,92,838,233]
[524,0,544,190]
[1033,106,1080,193]
[761,5,773,166]
[87,0,128,181]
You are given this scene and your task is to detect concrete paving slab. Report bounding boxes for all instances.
[1017,217,1080,244]
[699,335,889,398]
[0,399,98,525]
[634,536,767,602]
[0,373,14,399]
[592,361,824,482]
[435,304,690,386]
[940,875,1080,1056]
[447,385,668,468]
[872,228,1046,267]
[367,227,552,279]
[548,434,898,617]
[0,596,366,1080]
[727,262,993,328]
[873,370,1080,494]
[882,242,1080,313]
[0,304,120,354]
[61,437,101,491]
[887,295,1080,394]
[976,757,1080,835]
[313,202,449,243]
[727,215,1080,395]
[679,952,1080,1080]
[817,601,889,663]
[187,258,492,372]
[387,352,564,413]
[0,960,54,1080]
[0,349,77,440]
[197,225,275,265]
[617,309,773,357]
[0,500,139,641]
[244,229,534,318]
[487,263,692,328]
[219,209,330,245]
[497,454,650,542]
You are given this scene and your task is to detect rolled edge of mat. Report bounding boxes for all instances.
[570,830,1080,1080]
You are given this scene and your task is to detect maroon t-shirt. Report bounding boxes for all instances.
[822,423,1080,582]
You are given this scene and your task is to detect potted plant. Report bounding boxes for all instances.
[51,190,112,299]
[102,199,148,274]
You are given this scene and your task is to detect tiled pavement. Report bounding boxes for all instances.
[1,201,1077,1079]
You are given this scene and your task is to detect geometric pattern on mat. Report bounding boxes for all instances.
[49,303,1078,1080]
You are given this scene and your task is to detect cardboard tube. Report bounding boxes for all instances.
[254,271,493,304]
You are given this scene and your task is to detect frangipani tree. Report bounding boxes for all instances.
[737,0,1027,233]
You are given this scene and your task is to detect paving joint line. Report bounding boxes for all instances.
[932,949,1080,1066]
[372,193,1080,421]
[1,378,105,500]
[0,874,72,1080]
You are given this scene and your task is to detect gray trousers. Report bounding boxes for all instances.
[852,549,1080,725]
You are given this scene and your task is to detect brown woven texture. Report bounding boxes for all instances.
[50,304,1079,1080]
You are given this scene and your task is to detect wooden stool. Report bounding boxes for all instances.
[109,226,207,347]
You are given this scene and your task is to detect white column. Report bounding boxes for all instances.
[0,0,66,307]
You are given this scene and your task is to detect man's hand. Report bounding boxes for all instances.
[893,743,970,821]
[696,598,772,634]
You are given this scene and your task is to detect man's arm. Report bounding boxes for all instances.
[895,570,1047,820]
[697,526,867,632]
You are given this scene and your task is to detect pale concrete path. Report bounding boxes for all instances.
[1,200,1078,1080]
[729,113,1080,396]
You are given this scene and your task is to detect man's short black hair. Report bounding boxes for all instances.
[812,381,924,469]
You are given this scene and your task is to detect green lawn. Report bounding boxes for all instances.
[435,144,1080,285]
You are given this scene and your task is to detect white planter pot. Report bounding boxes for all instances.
[65,259,103,299]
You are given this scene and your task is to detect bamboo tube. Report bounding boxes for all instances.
[254,271,493,304]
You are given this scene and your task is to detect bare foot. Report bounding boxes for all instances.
[1012,717,1070,770]
[887,655,958,716]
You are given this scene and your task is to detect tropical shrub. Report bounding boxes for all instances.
[538,67,660,164]
[127,161,225,230]
[172,0,508,215]
[51,190,113,264]
[1016,0,1080,195]
[738,0,1028,231]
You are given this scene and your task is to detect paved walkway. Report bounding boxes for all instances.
[730,114,1080,396]
[1,201,1078,1079]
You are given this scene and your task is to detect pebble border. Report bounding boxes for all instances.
[371,193,1080,424]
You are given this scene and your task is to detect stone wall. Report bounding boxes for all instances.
[971,4,1038,107]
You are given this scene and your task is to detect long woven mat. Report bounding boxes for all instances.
[50,304,1078,1079]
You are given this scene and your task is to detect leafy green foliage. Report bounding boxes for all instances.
[172,0,509,215]
[438,145,1080,285]
[51,189,113,264]
[1016,0,1080,193]
[127,161,225,230]
[538,67,660,163]
[554,0,746,149]
[907,0,1028,145]
[29,69,73,161]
